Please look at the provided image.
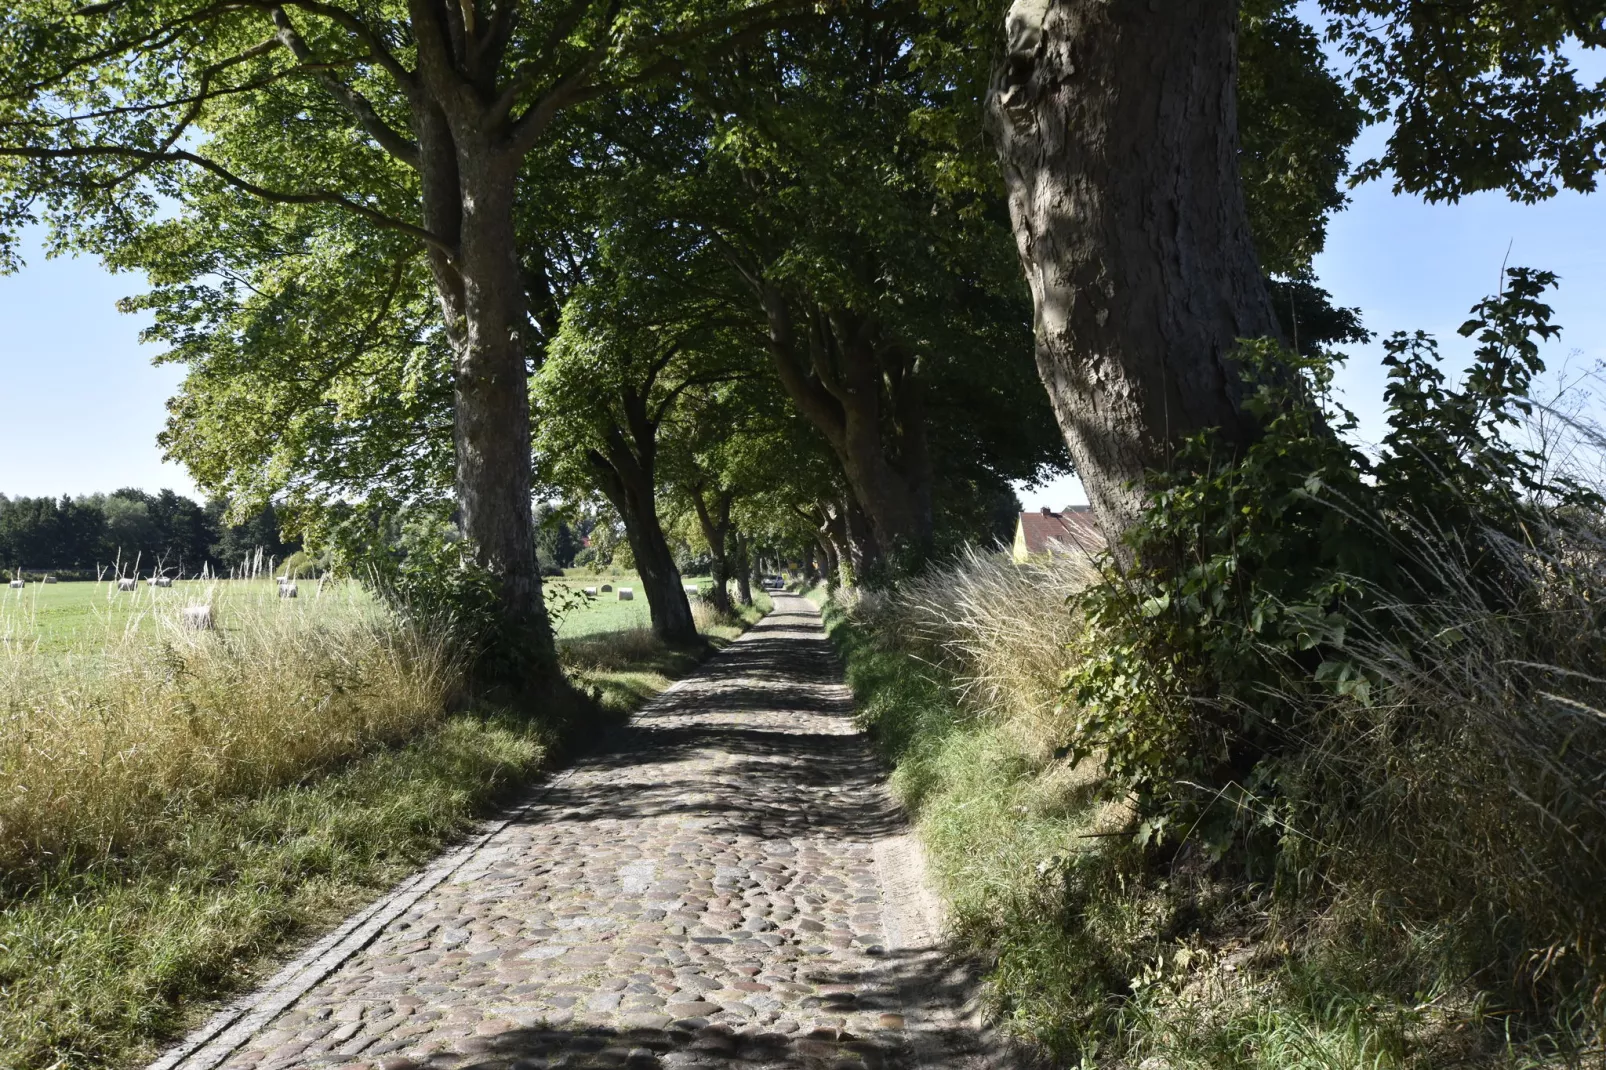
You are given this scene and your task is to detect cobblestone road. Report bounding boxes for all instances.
[154,595,992,1070]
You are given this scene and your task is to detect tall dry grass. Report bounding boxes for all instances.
[0,581,458,879]
[864,549,1094,749]
[1273,505,1606,1023]
[839,505,1606,1060]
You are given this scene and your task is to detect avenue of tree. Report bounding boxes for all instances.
[0,0,1601,676]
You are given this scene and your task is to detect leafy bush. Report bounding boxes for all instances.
[323,502,558,691]
[834,268,1606,1064]
[1065,267,1606,1034]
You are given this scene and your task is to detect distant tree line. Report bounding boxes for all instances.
[0,490,298,576]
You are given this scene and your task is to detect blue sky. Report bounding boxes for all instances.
[0,237,191,498]
[0,143,1601,506]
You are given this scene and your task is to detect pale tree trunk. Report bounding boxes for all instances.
[815,536,838,586]
[733,532,753,606]
[987,0,1281,550]
[416,109,554,676]
[820,504,853,587]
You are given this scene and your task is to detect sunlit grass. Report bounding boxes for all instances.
[0,575,770,1070]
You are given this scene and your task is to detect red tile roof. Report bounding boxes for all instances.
[1018,505,1104,554]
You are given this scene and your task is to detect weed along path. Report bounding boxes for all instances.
[152,594,993,1070]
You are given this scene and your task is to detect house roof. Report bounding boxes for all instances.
[1018,505,1104,554]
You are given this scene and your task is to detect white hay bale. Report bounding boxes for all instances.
[583,586,597,596]
[154,576,173,588]
[117,578,137,592]
[181,605,214,630]
[617,587,634,601]
[279,583,298,599]
[7,579,22,589]
[42,576,56,584]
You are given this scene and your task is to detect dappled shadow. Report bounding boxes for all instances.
[512,603,898,842]
[172,596,998,1070]
[397,946,991,1069]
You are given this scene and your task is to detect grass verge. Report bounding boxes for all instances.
[1,588,768,1070]
[825,555,1599,1068]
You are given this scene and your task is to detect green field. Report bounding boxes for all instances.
[545,574,653,638]
[0,578,312,655]
[1,574,716,652]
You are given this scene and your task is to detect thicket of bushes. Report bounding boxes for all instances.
[831,271,1606,1067]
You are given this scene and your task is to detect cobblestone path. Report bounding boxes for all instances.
[154,595,991,1070]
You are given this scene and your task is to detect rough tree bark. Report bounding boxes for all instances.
[842,498,879,580]
[987,0,1282,549]
[408,42,557,679]
[429,146,551,666]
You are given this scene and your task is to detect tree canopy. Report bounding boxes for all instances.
[1,0,1600,662]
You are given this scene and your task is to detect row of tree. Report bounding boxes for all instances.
[0,0,1597,677]
[0,492,297,576]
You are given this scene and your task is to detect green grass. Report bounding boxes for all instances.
[823,604,1117,1055]
[825,590,1595,1069]
[0,575,707,649]
[546,574,653,638]
[0,584,769,1070]
[1,578,284,655]
[0,710,557,1070]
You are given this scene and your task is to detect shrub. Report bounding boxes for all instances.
[837,267,1606,1063]
[1065,267,1606,1040]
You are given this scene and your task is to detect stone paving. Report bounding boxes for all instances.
[153,594,993,1070]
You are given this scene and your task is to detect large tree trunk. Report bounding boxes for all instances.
[418,112,554,677]
[987,0,1281,549]
[589,442,697,645]
[843,498,879,580]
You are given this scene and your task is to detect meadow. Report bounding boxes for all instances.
[0,571,766,1070]
[0,572,689,651]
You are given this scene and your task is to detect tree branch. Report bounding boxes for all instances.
[271,7,421,168]
[0,143,451,257]
[503,1,815,158]
[272,0,417,88]
[4,15,207,101]
[485,0,612,128]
